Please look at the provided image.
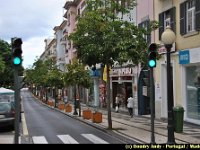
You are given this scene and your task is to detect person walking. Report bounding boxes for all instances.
[115,94,120,113]
[127,94,134,117]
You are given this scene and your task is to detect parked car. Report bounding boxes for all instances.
[0,102,15,129]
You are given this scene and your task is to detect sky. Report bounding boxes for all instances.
[0,0,67,69]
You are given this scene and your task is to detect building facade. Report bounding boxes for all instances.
[154,0,200,125]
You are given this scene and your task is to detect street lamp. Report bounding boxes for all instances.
[161,26,176,144]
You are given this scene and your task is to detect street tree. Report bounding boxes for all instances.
[63,60,91,115]
[0,39,16,88]
[69,0,151,129]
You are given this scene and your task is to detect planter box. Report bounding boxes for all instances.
[92,112,102,123]
[48,100,54,107]
[58,104,65,110]
[65,104,72,113]
[83,109,92,120]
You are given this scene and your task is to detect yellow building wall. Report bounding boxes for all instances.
[154,0,200,117]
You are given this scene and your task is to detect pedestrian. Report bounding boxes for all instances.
[115,94,120,113]
[127,94,134,117]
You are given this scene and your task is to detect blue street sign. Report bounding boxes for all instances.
[179,50,190,64]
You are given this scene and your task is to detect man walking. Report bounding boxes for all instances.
[127,94,134,117]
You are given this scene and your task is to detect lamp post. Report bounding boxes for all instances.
[161,26,176,144]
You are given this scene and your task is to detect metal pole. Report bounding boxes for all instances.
[166,44,175,144]
[150,68,155,144]
[14,67,20,144]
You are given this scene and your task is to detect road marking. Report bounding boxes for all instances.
[22,112,29,136]
[57,135,79,144]
[32,136,48,144]
[81,134,108,144]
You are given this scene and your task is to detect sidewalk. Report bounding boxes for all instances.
[35,98,200,144]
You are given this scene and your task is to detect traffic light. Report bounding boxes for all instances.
[12,38,23,66]
[148,43,157,68]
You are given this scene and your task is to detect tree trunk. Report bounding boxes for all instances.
[78,85,81,117]
[106,63,112,129]
[45,87,48,103]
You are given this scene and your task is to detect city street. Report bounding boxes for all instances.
[21,90,129,144]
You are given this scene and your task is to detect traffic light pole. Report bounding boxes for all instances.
[14,66,20,144]
[12,37,22,144]
[150,67,155,144]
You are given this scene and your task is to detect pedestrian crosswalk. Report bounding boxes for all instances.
[32,136,48,144]
[32,134,109,144]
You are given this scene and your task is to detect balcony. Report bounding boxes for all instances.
[60,37,67,45]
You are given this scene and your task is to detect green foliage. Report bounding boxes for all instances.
[69,0,149,68]
[64,60,91,89]
[0,39,13,87]
[25,58,56,88]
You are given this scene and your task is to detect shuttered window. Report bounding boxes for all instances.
[196,0,200,30]
[159,7,176,40]
[180,0,200,35]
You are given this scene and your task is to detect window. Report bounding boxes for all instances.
[180,0,200,35]
[186,66,200,120]
[164,11,171,28]
[187,0,195,32]
[138,19,151,45]
[159,7,176,40]
[77,8,80,16]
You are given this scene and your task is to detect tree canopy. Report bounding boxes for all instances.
[0,39,13,88]
[69,0,149,68]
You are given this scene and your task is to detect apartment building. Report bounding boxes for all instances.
[53,20,67,72]
[154,0,200,124]
[40,38,56,62]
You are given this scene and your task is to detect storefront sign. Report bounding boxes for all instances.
[179,50,190,64]
[111,68,132,76]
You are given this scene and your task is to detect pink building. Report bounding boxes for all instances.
[136,0,155,44]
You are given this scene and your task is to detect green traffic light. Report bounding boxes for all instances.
[13,57,21,65]
[148,60,156,68]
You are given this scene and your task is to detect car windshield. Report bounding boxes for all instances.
[0,103,11,112]
[0,95,14,102]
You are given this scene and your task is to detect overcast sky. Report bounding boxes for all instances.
[0,0,66,68]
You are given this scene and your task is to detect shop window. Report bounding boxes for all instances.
[186,66,200,120]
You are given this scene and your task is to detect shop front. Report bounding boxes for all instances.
[110,66,138,113]
[179,47,200,125]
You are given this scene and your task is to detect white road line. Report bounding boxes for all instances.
[81,134,108,144]
[22,112,29,136]
[32,136,48,144]
[57,135,79,144]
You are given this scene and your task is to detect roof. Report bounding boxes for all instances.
[0,87,14,95]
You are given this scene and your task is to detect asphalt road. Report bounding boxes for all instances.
[22,91,125,144]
